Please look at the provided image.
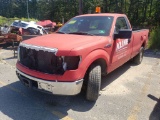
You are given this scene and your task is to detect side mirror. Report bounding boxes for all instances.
[114,29,132,40]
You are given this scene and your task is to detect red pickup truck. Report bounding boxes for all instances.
[16,13,149,101]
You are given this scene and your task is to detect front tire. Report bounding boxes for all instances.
[86,64,101,101]
[133,47,144,65]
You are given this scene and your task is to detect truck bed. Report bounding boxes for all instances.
[132,28,149,32]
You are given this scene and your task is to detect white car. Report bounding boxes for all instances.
[11,20,48,35]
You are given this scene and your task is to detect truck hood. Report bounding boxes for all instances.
[22,33,105,52]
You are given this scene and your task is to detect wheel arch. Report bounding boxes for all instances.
[79,49,109,79]
[90,58,107,76]
[142,41,146,48]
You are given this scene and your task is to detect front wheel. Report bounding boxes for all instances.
[86,64,101,101]
[133,47,144,65]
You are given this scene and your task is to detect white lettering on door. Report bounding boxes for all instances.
[116,39,128,51]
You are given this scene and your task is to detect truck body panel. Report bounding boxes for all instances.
[16,13,149,98]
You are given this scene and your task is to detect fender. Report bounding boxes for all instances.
[78,49,110,78]
[142,35,148,48]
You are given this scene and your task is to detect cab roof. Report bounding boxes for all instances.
[76,13,126,17]
[11,20,43,30]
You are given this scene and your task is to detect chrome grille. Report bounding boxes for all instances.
[19,46,64,74]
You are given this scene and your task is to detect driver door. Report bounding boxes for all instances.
[110,17,132,70]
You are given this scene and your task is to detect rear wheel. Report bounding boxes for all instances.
[86,64,101,101]
[133,47,144,65]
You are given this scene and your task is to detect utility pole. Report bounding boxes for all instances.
[79,0,83,15]
[27,0,29,21]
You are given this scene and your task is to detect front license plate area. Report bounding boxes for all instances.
[38,82,52,92]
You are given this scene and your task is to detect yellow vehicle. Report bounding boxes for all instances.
[56,22,63,27]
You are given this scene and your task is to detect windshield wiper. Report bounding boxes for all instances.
[56,31,66,34]
[68,32,95,36]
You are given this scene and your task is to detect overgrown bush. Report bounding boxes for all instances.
[148,27,160,50]
[0,16,38,26]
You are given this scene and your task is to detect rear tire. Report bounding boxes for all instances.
[86,64,101,101]
[133,47,144,65]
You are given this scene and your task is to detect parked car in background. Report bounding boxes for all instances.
[0,20,48,43]
[11,20,48,35]
[10,20,48,41]
[37,20,57,33]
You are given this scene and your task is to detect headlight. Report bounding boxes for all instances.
[56,56,81,72]
[64,56,80,70]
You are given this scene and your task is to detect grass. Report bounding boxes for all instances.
[148,27,160,50]
[0,16,38,26]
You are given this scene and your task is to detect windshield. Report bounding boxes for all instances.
[12,22,28,28]
[58,16,113,36]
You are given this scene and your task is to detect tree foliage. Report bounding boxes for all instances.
[0,0,160,49]
[0,0,160,26]
[148,26,160,50]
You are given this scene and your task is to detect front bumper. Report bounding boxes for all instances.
[16,69,83,95]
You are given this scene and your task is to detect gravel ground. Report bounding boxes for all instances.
[0,46,160,120]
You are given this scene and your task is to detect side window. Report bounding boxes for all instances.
[27,28,40,35]
[115,17,128,33]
